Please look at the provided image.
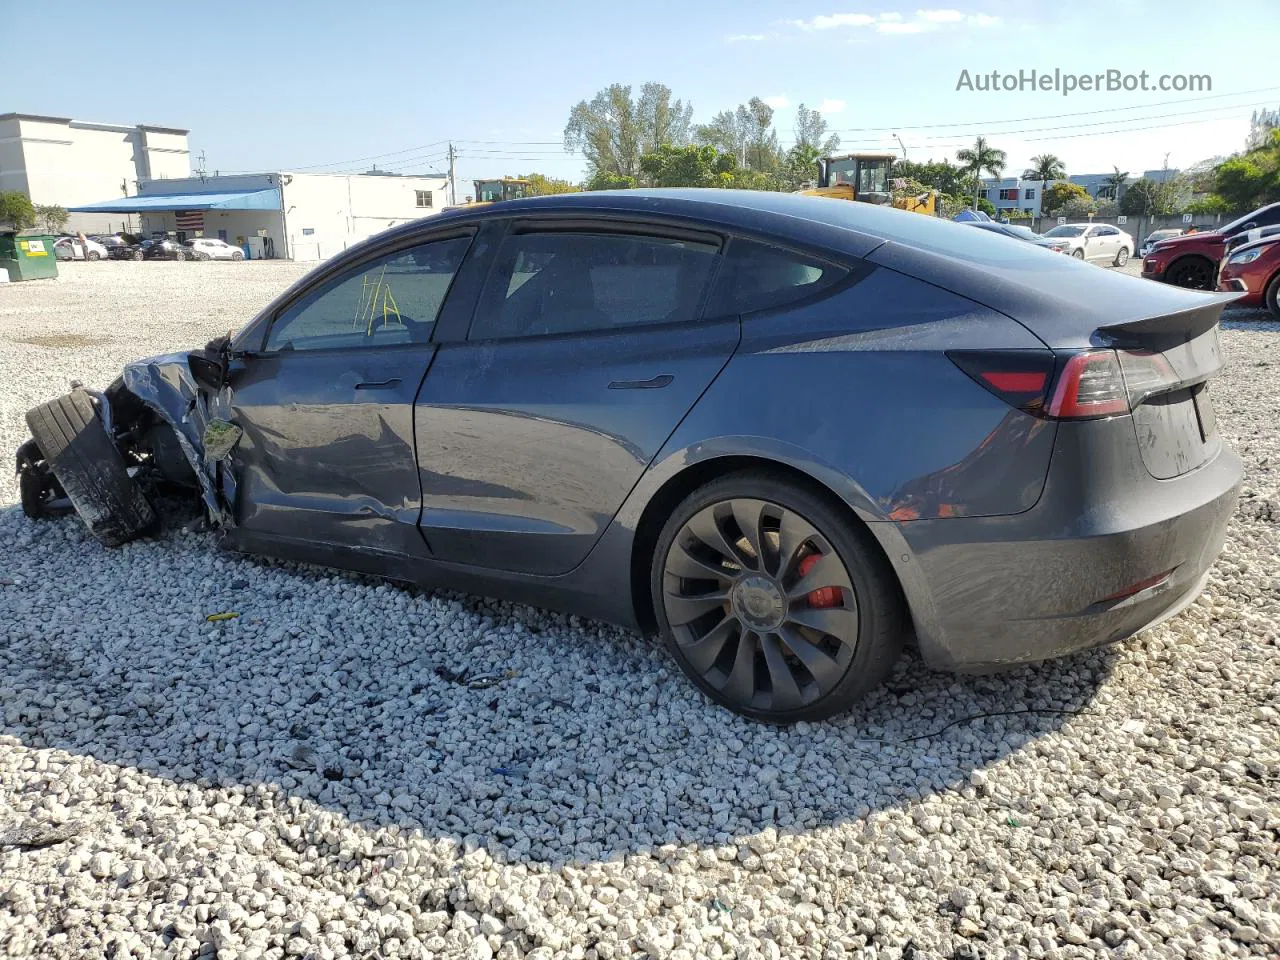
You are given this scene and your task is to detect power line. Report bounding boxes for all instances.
[823,84,1280,133]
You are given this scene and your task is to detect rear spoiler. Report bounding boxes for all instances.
[1096,293,1240,351]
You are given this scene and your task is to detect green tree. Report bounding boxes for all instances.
[639,145,736,187]
[792,103,840,155]
[895,159,976,198]
[34,204,70,233]
[1212,133,1280,210]
[583,170,638,191]
[955,136,1007,209]
[695,97,782,171]
[1120,178,1168,215]
[782,143,822,189]
[1041,180,1091,215]
[564,83,694,178]
[1102,166,1130,201]
[1059,195,1099,219]
[1023,154,1066,182]
[0,191,36,231]
[518,173,579,196]
[1184,194,1233,215]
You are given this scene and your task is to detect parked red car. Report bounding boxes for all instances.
[1142,202,1280,289]
[1217,236,1280,316]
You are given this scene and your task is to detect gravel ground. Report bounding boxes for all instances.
[1,260,1278,960]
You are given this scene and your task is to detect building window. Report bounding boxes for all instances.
[1024,188,1036,200]
[999,188,1020,201]
[415,190,433,208]
[301,227,315,236]
[979,189,990,199]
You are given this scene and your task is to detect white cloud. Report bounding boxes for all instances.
[785,9,1001,35]
[877,20,926,32]
[763,95,790,109]
[788,12,876,29]
[819,99,847,114]
[726,32,766,42]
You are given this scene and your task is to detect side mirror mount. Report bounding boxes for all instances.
[188,335,231,392]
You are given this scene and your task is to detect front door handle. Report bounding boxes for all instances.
[609,374,673,390]
[354,378,402,390]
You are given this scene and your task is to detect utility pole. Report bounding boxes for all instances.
[195,150,208,182]
[892,133,908,161]
[448,143,458,207]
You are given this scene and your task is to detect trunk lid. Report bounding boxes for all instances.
[1098,301,1229,479]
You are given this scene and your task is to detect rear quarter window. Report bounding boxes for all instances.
[707,238,848,316]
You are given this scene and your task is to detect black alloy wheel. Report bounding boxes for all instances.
[653,473,904,722]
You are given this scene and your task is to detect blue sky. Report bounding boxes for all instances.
[9,0,1280,186]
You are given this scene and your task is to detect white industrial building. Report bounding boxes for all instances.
[0,112,191,233]
[70,170,449,261]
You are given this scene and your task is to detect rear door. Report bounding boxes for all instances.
[227,231,473,557]
[414,220,738,576]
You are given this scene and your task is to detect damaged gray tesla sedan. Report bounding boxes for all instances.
[17,190,1243,722]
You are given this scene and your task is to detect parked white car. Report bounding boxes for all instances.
[52,236,109,261]
[1041,223,1135,266]
[1138,228,1184,258]
[185,238,245,261]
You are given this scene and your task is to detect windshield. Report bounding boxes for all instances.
[1219,204,1278,235]
[1044,225,1085,238]
[476,180,505,202]
[857,159,890,197]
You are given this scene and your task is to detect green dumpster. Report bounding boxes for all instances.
[0,232,60,281]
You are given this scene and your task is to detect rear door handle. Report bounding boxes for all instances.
[608,374,673,390]
[354,378,402,390]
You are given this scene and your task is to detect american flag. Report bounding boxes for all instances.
[175,210,204,232]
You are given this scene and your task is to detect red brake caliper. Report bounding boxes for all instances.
[796,554,841,608]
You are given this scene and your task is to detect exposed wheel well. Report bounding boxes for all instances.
[629,455,902,634]
[1167,253,1215,274]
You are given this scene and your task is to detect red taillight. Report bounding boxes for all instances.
[950,348,1133,421]
[1045,351,1129,419]
[947,350,1057,416]
[981,371,1048,392]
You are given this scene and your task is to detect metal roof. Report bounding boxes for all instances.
[68,188,281,214]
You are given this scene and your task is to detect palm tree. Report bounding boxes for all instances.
[956,136,1008,210]
[1103,166,1130,202]
[1024,153,1066,183]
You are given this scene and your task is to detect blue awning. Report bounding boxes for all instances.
[68,188,282,214]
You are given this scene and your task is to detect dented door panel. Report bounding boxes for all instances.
[226,347,436,557]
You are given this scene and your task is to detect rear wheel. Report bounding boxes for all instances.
[1266,273,1280,319]
[1072,249,1085,260]
[651,471,905,722]
[231,250,245,261]
[24,391,157,547]
[131,249,144,261]
[1167,256,1215,290]
[87,251,101,262]
[1113,247,1130,267]
[194,251,211,261]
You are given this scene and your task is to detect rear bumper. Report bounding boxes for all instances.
[884,417,1242,671]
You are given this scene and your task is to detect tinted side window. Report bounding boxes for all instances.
[470,231,719,340]
[707,238,848,316]
[266,236,470,352]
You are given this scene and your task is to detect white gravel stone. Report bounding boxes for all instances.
[1,263,1278,959]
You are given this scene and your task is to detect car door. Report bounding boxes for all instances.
[1083,225,1105,260]
[414,219,739,576]
[225,229,474,559]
